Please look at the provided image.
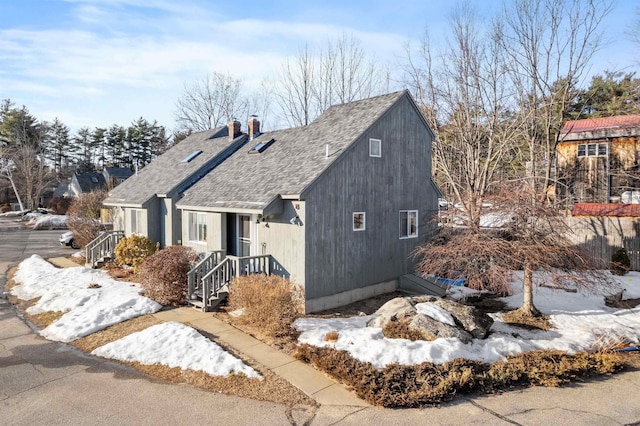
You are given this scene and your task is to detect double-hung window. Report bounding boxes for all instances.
[130,209,143,234]
[399,210,418,239]
[188,212,207,243]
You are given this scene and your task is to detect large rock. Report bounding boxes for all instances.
[432,299,494,339]
[366,297,416,328]
[409,313,473,343]
[367,296,493,342]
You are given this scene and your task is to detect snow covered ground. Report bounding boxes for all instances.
[10,255,260,378]
[8,254,640,377]
[296,271,640,368]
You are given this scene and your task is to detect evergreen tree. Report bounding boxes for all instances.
[570,71,640,118]
[92,127,107,168]
[73,127,94,171]
[106,125,127,168]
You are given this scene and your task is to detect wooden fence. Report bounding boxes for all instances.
[565,216,640,271]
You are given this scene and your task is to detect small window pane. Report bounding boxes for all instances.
[577,144,586,157]
[369,138,381,157]
[353,212,366,231]
[598,143,607,156]
[587,144,597,156]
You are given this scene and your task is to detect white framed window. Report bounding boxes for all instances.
[130,209,143,234]
[188,212,208,243]
[353,212,366,231]
[577,143,607,158]
[369,138,381,157]
[400,210,418,239]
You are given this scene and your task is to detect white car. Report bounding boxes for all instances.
[59,231,80,249]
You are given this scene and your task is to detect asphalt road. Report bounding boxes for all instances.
[1,219,640,425]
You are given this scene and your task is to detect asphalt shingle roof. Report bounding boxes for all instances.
[75,172,106,193]
[176,90,407,211]
[103,127,238,206]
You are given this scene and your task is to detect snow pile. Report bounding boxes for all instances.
[31,214,68,230]
[296,271,640,368]
[92,322,261,379]
[11,255,161,342]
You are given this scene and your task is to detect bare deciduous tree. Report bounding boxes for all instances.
[276,34,390,127]
[174,72,247,132]
[415,188,611,316]
[403,4,522,230]
[499,0,613,200]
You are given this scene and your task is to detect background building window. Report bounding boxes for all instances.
[577,143,607,158]
[353,212,366,231]
[400,210,418,239]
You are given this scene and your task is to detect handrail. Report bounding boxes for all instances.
[226,254,271,277]
[187,250,226,301]
[193,254,271,311]
[85,230,125,267]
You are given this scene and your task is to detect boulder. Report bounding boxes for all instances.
[431,299,494,339]
[409,313,473,343]
[367,296,493,342]
[366,297,416,328]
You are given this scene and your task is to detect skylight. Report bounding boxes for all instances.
[181,150,202,163]
[248,138,275,154]
[91,177,98,183]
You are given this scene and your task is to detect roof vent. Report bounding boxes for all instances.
[248,138,275,154]
[181,150,202,163]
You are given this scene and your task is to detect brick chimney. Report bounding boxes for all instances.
[229,119,241,140]
[248,115,260,140]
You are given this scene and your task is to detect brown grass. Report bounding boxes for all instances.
[28,310,66,328]
[71,315,163,352]
[382,318,434,341]
[295,344,625,407]
[324,331,340,342]
[501,309,552,331]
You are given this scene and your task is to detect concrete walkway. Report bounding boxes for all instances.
[47,257,368,407]
[152,307,368,407]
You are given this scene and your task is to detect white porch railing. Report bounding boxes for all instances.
[187,253,271,311]
[85,230,125,268]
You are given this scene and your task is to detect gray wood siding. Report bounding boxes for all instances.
[259,201,306,287]
[304,95,438,299]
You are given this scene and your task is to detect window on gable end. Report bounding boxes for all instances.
[369,138,381,157]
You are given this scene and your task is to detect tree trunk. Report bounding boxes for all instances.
[520,262,541,317]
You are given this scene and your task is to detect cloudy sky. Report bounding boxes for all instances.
[1,0,637,134]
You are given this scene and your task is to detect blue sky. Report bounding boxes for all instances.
[1,0,638,134]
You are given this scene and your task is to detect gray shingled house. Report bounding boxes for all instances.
[103,90,439,312]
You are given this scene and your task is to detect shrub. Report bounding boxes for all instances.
[611,248,630,276]
[47,197,72,215]
[138,246,200,306]
[114,234,159,273]
[295,345,623,407]
[67,191,107,248]
[227,274,303,339]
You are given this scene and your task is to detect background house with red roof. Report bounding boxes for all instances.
[556,114,640,206]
